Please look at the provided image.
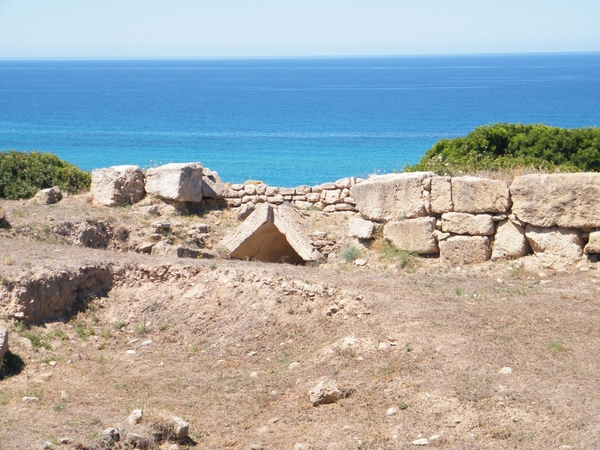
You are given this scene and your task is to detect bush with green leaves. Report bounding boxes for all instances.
[404,123,600,175]
[0,150,91,200]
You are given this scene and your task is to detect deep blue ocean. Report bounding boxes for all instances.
[1,53,599,186]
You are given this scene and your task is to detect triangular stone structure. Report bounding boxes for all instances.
[221,204,320,264]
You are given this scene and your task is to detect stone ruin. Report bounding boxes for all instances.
[87,161,600,266]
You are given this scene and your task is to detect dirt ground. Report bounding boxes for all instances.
[0,196,599,450]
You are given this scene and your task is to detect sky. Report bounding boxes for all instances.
[0,0,599,58]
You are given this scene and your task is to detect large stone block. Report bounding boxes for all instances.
[491,219,530,261]
[383,217,438,254]
[452,176,510,214]
[351,172,435,222]
[91,165,146,206]
[525,225,583,260]
[201,168,225,198]
[430,176,453,213]
[145,163,203,202]
[510,173,600,228]
[441,212,494,236]
[439,235,491,264]
[32,186,62,205]
[348,217,375,239]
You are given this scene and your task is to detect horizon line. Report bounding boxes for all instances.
[1,50,599,61]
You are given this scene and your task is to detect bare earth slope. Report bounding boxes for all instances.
[0,197,599,450]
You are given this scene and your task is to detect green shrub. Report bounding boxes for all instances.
[404,124,600,175]
[339,244,362,262]
[0,150,91,199]
[373,239,417,268]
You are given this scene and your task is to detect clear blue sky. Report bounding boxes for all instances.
[0,0,599,58]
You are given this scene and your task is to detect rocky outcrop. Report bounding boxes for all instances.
[145,163,204,202]
[452,176,510,214]
[383,217,438,254]
[510,173,600,228]
[525,225,583,260]
[441,212,495,236]
[491,219,530,261]
[91,165,146,206]
[351,172,435,222]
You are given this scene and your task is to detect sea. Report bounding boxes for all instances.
[1,53,599,187]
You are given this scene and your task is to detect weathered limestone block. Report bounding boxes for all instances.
[348,217,375,239]
[296,185,312,195]
[452,176,510,213]
[351,172,435,222]
[91,165,146,206]
[584,231,600,254]
[265,186,279,196]
[525,225,583,260]
[309,380,347,406]
[334,203,354,212]
[439,235,491,264]
[267,194,284,204]
[511,173,600,228]
[244,184,257,195]
[280,188,296,196]
[221,204,320,263]
[201,168,225,198]
[323,189,342,205]
[491,219,530,261]
[231,183,244,191]
[383,217,438,254]
[32,186,62,205]
[317,182,336,190]
[256,184,267,195]
[430,176,453,213]
[335,178,352,189]
[306,193,321,202]
[145,163,203,202]
[441,212,495,236]
[323,205,336,212]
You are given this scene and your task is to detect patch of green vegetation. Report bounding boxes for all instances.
[74,321,95,340]
[339,244,362,263]
[404,123,600,175]
[0,150,91,200]
[548,340,565,352]
[373,239,417,268]
[113,320,127,330]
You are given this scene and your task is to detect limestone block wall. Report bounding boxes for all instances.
[221,177,362,213]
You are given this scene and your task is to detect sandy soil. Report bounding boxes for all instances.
[0,196,599,450]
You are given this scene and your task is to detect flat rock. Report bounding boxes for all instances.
[511,173,600,228]
[441,212,494,236]
[525,225,583,260]
[492,219,530,261]
[439,235,491,264]
[91,165,146,206]
[348,217,375,239]
[145,163,204,202]
[351,172,435,222]
[309,379,348,406]
[383,217,438,254]
[452,176,510,213]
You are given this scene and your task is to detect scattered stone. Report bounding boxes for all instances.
[441,212,495,236]
[250,444,264,450]
[412,438,429,445]
[351,172,435,221]
[32,186,62,205]
[140,340,153,346]
[511,173,600,228]
[499,367,513,374]
[525,225,583,260]
[126,432,149,448]
[22,396,39,403]
[126,350,136,355]
[58,438,73,444]
[309,379,349,406]
[326,305,339,316]
[491,219,530,261]
[378,342,389,351]
[452,176,511,213]
[128,409,144,424]
[0,327,8,362]
[250,372,259,378]
[171,416,190,441]
[387,407,398,416]
[91,165,146,206]
[354,259,367,266]
[145,162,204,202]
[383,217,438,254]
[429,435,441,441]
[348,217,375,239]
[288,362,301,370]
[294,444,310,450]
[136,242,155,254]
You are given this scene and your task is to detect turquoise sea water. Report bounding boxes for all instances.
[1,54,599,186]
